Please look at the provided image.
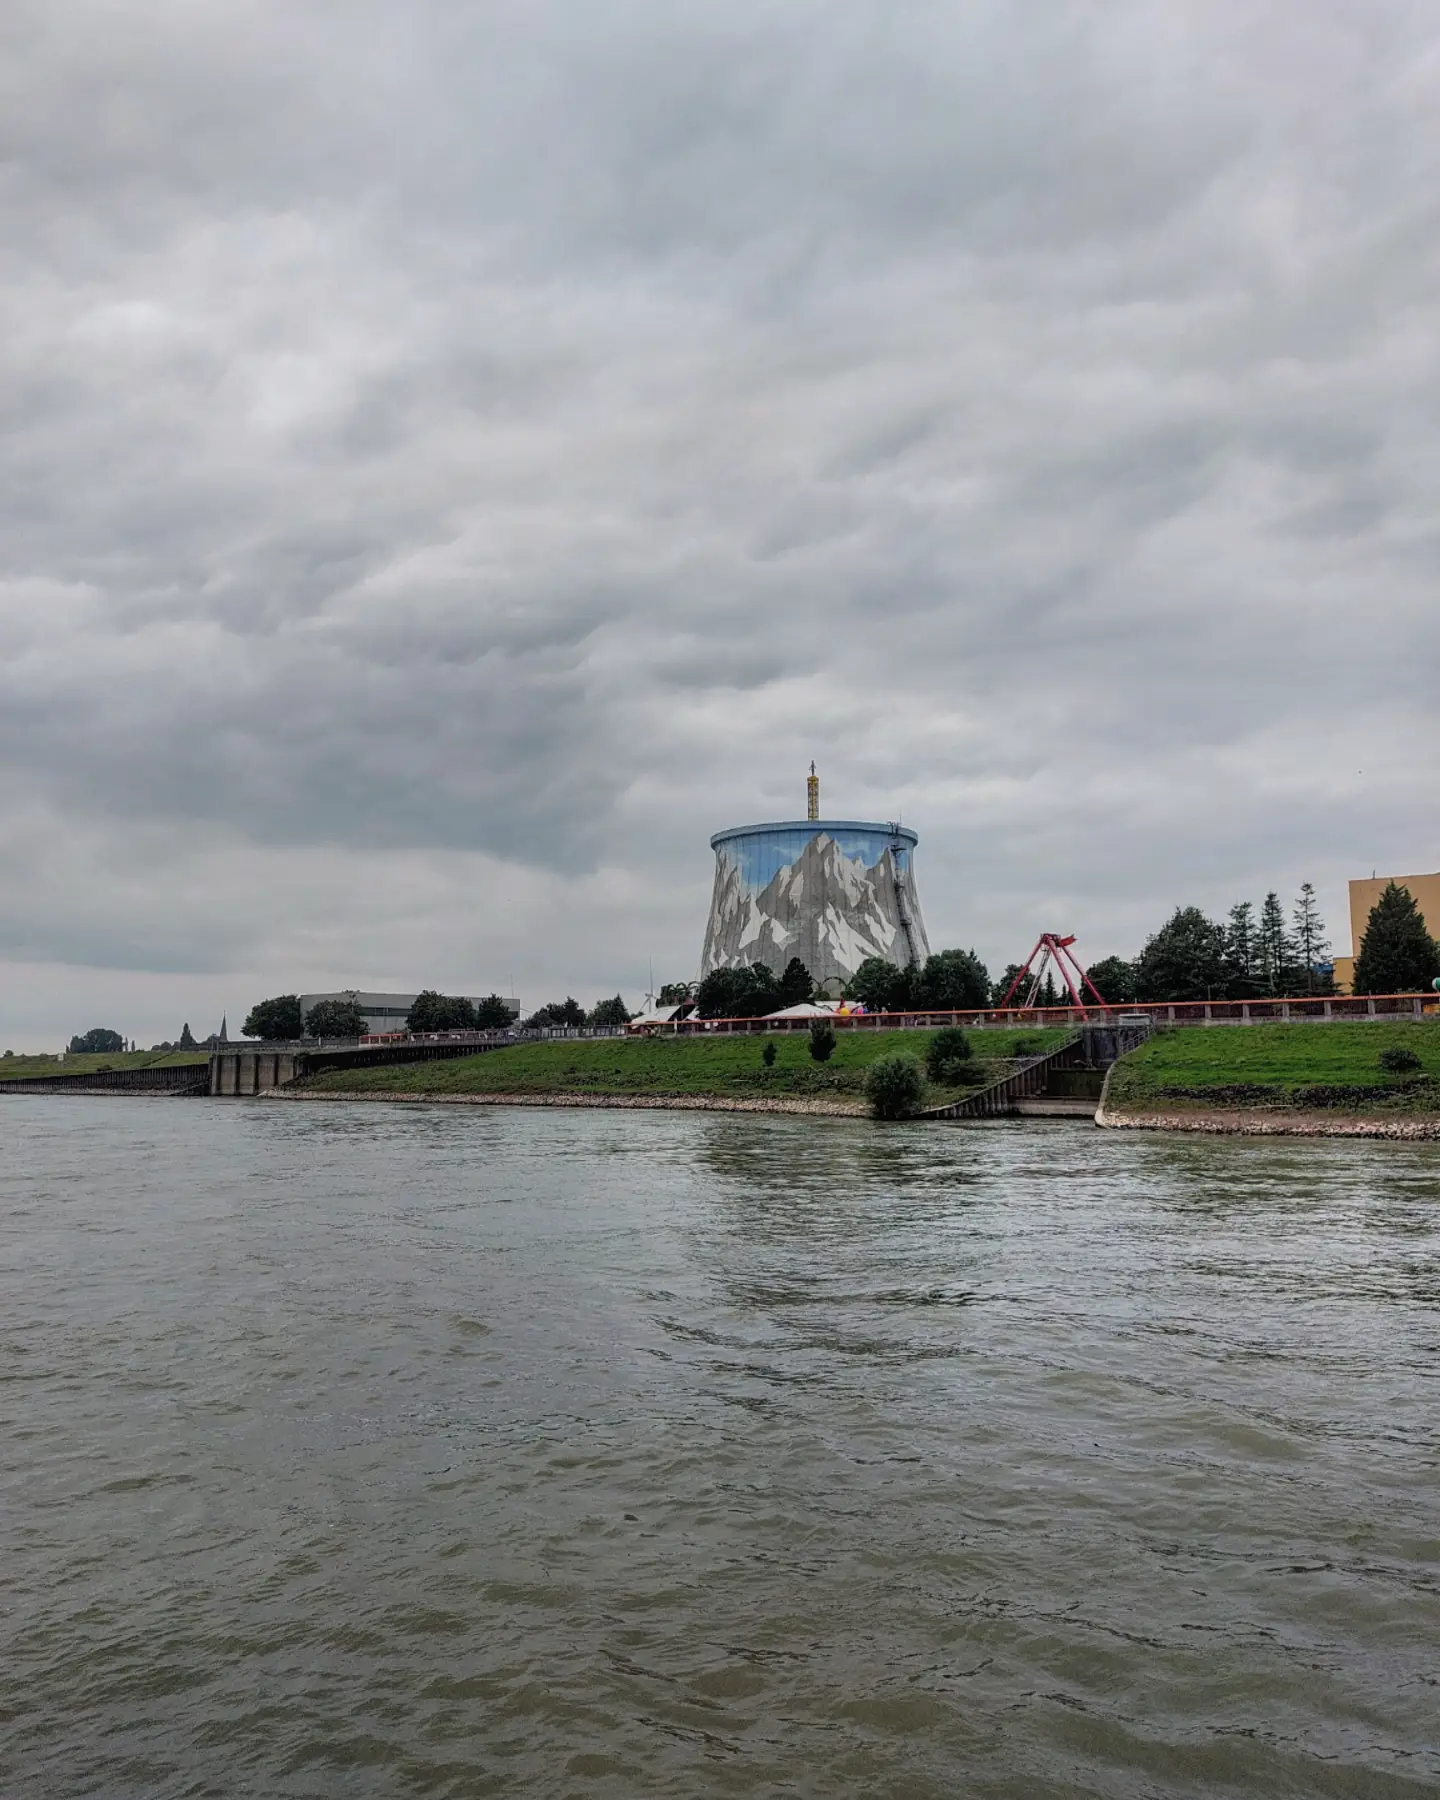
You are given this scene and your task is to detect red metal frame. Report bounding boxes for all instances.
[998,933,1111,1015]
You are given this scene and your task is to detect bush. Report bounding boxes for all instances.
[1379,1046,1423,1075]
[475,995,518,1029]
[864,1055,925,1120]
[588,995,632,1029]
[761,1040,777,1068]
[945,1061,990,1086]
[304,996,369,1038]
[924,1026,971,1083]
[808,1019,836,1062]
[1008,1035,1047,1058]
[406,990,478,1031]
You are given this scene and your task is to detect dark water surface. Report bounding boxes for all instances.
[2,1099,1438,1798]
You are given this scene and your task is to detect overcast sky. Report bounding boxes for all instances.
[3,0,1437,1045]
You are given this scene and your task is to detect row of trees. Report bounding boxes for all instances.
[691,878,1438,1020]
[522,995,632,1030]
[1084,886,1334,1005]
[688,948,992,1018]
[241,990,520,1041]
[1085,882,1438,1006]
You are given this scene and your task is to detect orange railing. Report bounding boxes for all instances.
[670,992,1440,1034]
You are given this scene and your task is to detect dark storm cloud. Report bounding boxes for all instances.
[2,0,1439,1033]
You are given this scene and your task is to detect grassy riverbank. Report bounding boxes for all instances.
[1105,1022,1440,1123]
[0,1051,208,1081]
[302,1027,1071,1108]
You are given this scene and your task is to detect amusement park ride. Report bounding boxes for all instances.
[998,933,1111,1013]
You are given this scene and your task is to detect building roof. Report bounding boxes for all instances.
[709,819,918,850]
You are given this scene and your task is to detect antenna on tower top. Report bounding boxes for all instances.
[807,761,819,821]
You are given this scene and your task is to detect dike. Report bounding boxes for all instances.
[262,1088,867,1117]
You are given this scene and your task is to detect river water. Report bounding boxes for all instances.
[2,1098,1437,1798]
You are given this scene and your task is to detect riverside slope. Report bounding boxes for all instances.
[289,1028,1070,1115]
[1098,1020,1440,1138]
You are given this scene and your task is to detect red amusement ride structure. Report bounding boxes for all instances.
[998,933,1111,1014]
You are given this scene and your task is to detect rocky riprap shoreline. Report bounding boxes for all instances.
[267,1088,868,1116]
[1097,1101,1440,1139]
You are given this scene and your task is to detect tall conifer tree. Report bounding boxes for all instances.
[1291,883,1331,993]
[1224,901,1259,999]
[1352,884,1440,995]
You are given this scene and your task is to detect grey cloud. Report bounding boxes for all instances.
[2,0,1439,1036]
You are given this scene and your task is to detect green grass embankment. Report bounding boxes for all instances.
[1106,1022,1440,1118]
[0,1051,208,1081]
[301,1027,1072,1109]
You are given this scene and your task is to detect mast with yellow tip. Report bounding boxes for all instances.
[807,761,820,821]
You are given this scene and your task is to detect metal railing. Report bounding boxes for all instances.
[666,992,1439,1034]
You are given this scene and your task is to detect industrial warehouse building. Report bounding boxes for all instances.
[1333,872,1440,993]
[298,993,520,1033]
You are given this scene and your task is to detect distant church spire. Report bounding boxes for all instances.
[218,1014,228,1044]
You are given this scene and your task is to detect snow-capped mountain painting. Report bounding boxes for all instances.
[701,825,930,990]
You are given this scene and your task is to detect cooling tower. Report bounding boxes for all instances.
[700,816,930,992]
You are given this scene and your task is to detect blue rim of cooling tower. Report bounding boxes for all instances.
[709,820,918,850]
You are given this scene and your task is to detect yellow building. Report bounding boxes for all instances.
[1333,871,1440,993]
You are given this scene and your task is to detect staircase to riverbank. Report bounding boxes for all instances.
[920,1021,1151,1122]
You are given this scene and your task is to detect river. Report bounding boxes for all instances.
[2,1097,1437,1797]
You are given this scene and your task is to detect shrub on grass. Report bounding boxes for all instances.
[864,1055,924,1120]
[762,1040,777,1068]
[1378,1046,1423,1075]
[808,1020,836,1063]
[946,1061,990,1086]
[924,1026,972,1083]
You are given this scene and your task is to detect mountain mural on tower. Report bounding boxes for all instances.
[700,828,929,991]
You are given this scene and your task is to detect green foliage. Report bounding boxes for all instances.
[924,1025,972,1083]
[777,957,814,1007]
[1085,956,1135,1005]
[992,964,1025,1006]
[1291,883,1331,993]
[1133,907,1228,1002]
[587,995,632,1029]
[1257,891,1301,996]
[808,1019,836,1062]
[761,1039,777,1067]
[304,995,369,1038]
[657,981,695,1006]
[406,990,478,1031]
[1353,883,1440,996]
[68,1028,124,1055]
[1107,1021,1440,1114]
[695,963,781,1019]
[1,1049,206,1079]
[914,948,990,1010]
[1008,1034,1048,1057]
[1379,1045,1422,1074]
[1222,902,1260,999]
[178,1022,197,1049]
[475,994,519,1029]
[308,1027,1075,1101]
[846,957,911,1013]
[524,997,588,1029]
[242,995,304,1041]
[864,1054,925,1120]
